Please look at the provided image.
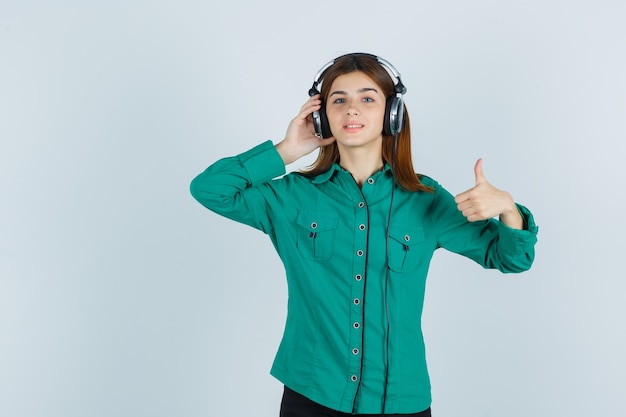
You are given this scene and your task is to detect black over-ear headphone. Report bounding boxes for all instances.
[308,53,407,139]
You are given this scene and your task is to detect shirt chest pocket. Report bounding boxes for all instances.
[295,211,338,262]
[388,223,426,273]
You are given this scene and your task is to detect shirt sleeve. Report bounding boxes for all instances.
[189,140,286,233]
[431,181,539,273]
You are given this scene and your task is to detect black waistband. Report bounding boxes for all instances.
[280,386,432,417]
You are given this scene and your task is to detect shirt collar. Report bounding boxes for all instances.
[311,163,393,184]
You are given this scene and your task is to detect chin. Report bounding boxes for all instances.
[338,138,382,149]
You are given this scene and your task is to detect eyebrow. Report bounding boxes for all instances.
[329,87,379,97]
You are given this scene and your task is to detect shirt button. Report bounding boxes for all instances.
[404,234,410,242]
[355,274,362,281]
[351,375,358,382]
[311,222,318,229]
[356,250,364,257]
[358,224,366,231]
[358,201,365,208]
[353,322,360,329]
[367,178,375,185]
[353,298,360,305]
[352,348,359,355]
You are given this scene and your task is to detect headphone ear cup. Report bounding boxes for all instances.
[319,104,333,138]
[312,109,323,138]
[384,96,404,136]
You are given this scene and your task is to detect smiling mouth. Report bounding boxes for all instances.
[345,124,363,129]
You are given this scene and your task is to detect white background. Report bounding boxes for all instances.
[1,1,624,416]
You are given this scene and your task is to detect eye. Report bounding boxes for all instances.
[362,97,375,103]
[332,98,346,104]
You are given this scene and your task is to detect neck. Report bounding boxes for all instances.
[338,145,384,187]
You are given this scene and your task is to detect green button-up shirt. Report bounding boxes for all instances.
[190,141,538,414]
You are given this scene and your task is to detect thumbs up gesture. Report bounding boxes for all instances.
[454,159,524,229]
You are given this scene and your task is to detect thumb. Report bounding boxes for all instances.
[474,158,486,184]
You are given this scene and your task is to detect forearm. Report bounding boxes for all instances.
[189,141,285,223]
[275,140,301,166]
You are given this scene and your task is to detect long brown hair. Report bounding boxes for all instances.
[302,54,433,193]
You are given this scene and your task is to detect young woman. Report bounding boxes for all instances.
[190,53,538,417]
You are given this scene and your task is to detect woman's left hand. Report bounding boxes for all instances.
[454,159,524,230]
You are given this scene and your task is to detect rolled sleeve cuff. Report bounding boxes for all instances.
[239,140,287,186]
[497,203,539,254]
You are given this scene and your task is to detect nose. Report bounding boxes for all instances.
[346,101,360,116]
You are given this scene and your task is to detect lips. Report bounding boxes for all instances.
[344,122,364,132]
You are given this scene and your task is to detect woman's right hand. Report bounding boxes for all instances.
[275,95,336,165]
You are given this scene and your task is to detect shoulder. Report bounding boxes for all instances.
[415,174,443,192]
[413,174,455,200]
[283,171,316,183]
[263,171,317,190]
[416,174,437,187]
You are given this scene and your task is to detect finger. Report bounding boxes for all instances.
[459,204,479,219]
[296,102,321,122]
[466,214,485,222]
[474,158,486,185]
[299,98,321,113]
[454,189,471,204]
[303,95,322,109]
[461,208,476,219]
[456,200,472,212]
[460,206,487,222]
[299,94,321,108]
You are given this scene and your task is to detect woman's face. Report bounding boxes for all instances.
[325,71,387,152]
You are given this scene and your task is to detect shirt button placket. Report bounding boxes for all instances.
[348,197,367,395]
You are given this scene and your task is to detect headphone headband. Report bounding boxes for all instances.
[309,53,407,97]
